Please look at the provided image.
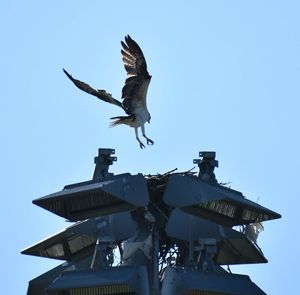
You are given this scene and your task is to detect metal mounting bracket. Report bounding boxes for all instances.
[92,148,117,180]
[193,151,218,184]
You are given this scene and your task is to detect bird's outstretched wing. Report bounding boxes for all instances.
[121,35,151,110]
[63,69,123,109]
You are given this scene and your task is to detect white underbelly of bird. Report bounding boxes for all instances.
[110,107,153,149]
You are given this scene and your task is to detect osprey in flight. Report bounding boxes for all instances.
[63,35,153,149]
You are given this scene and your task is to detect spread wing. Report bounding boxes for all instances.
[121,35,151,111]
[63,69,124,109]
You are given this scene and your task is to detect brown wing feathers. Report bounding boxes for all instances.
[63,36,150,114]
[121,35,149,78]
[121,35,151,101]
[63,68,123,109]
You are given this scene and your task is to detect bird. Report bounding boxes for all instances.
[63,35,153,149]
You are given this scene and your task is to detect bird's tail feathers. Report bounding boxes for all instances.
[110,115,135,127]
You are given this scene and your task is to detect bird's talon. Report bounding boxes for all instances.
[140,142,145,149]
[147,139,154,145]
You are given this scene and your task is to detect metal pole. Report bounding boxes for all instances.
[151,231,161,295]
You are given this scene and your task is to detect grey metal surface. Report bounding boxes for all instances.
[163,174,281,226]
[27,264,65,295]
[161,266,266,295]
[193,151,219,184]
[26,258,92,295]
[166,209,267,265]
[21,212,137,261]
[47,265,149,295]
[92,148,117,180]
[33,174,149,221]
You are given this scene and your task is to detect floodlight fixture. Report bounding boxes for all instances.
[166,209,267,265]
[26,257,92,295]
[46,265,149,295]
[27,264,66,295]
[163,174,281,226]
[161,266,266,295]
[33,173,149,221]
[21,211,136,261]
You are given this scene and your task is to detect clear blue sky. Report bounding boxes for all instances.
[1,0,299,294]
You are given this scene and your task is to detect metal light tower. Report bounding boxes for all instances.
[22,148,281,294]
